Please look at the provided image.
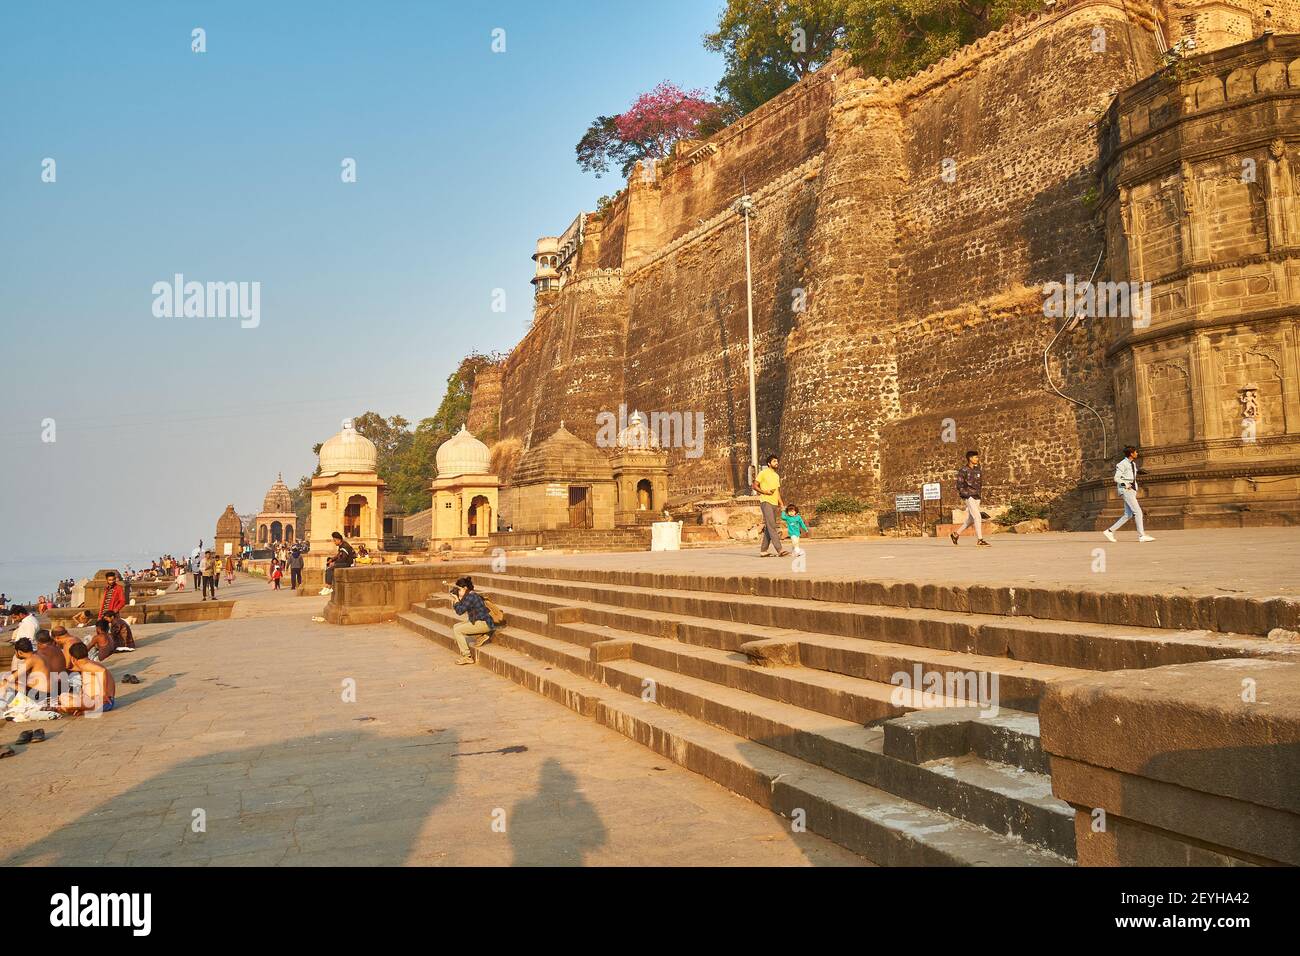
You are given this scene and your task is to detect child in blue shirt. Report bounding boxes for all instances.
[781,505,809,553]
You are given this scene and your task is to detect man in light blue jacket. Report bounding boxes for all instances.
[1103,445,1155,543]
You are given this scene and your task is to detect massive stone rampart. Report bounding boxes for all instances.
[481,0,1299,525]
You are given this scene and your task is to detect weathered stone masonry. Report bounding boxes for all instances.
[478,0,1300,527]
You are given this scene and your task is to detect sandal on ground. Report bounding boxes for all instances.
[31,728,45,743]
[0,747,15,759]
[17,731,33,745]
[455,656,474,665]
[122,674,142,684]
[777,551,790,558]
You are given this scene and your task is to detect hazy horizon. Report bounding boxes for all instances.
[1,0,725,556]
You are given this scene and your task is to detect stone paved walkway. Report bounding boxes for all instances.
[0,576,863,866]
[509,528,1300,600]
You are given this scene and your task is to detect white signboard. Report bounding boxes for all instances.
[895,494,922,514]
[224,543,233,555]
[546,484,568,498]
[922,482,942,501]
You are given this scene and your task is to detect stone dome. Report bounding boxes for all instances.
[216,504,242,535]
[319,419,378,475]
[436,425,491,477]
[512,424,614,484]
[617,410,660,450]
[261,474,294,514]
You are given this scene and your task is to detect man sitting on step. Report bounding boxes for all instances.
[450,576,494,666]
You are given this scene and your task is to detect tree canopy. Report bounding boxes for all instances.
[703,0,1039,121]
[576,83,721,178]
[289,352,503,531]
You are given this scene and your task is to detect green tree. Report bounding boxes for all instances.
[843,0,1038,80]
[704,0,1040,118]
[290,353,504,525]
[706,0,849,115]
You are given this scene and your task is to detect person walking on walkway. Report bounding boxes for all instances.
[752,454,789,558]
[190,550,203,592]
[1103,445,1155,543]
[950,450,991,547]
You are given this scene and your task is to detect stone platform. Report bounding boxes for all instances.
[371,528,1298,865]
[0,574,862,866]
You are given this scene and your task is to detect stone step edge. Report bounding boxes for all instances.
[489,564,1298,637]
[467,573,1271,671]
[406,606,1074,857]
[450,582,1081,696]
[394,611,1069,866]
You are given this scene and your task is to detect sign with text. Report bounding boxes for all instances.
[922,482,942,500]
[894,494,922,513]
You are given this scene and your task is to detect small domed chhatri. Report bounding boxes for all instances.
[262,473,294,513]
[309,419,386,563]
[617,410,660,450]
[430,425,500,543]
[436,425,491,477]
[254,473,296,546]
[319,419,378,476]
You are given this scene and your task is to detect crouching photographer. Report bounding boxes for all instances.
[449,576,494,666]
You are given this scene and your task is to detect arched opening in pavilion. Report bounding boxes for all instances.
[343,495,368,539]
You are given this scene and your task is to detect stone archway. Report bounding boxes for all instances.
[344,495,368,539]
[468,495,491,537]
[270,520,283,543]
[258,524,269,544]
[636,479,653,511]
[285,524,294,543]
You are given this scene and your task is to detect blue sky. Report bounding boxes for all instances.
[0,0,725,561]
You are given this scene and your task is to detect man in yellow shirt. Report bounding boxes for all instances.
[752,454,788,557]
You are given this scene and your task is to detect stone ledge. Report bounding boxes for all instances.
[1040,658,1300,865]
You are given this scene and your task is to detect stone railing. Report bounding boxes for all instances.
[323,560,484,625]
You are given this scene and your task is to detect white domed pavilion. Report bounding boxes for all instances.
[309,419,386,560]
[431,425,500,542]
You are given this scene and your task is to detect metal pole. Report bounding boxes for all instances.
[740,195,758,484]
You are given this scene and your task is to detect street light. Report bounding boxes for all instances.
[734,192,757,490]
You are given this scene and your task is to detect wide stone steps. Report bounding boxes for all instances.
[471,571,1267,672]
[396,608,1069,865]
[462,580,1081,712]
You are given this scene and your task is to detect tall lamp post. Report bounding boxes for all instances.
[734,191,758,489]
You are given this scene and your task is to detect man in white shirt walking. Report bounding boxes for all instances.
[1103,445,1155,543]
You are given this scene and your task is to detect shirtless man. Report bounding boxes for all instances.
[56,642,116,715]
[87,619,115,662]
[1,638,52,707]
[34,630,68,678]
[103,609,136,651]
[51,625,84,669]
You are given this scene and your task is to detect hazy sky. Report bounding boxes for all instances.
[1,0,724,559]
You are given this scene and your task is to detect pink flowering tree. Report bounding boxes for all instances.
[577,82,721,178]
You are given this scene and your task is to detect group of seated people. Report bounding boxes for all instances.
[1,596,138,719]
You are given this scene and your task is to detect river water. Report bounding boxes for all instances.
[0,552,170,605]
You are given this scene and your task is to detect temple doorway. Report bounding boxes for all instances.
[468,495,491,537]
[636,479,653,511]
[568,486,591,529]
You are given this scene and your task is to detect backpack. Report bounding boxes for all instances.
[483,597,506,627]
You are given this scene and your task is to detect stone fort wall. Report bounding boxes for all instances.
[480,0,1298,522]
